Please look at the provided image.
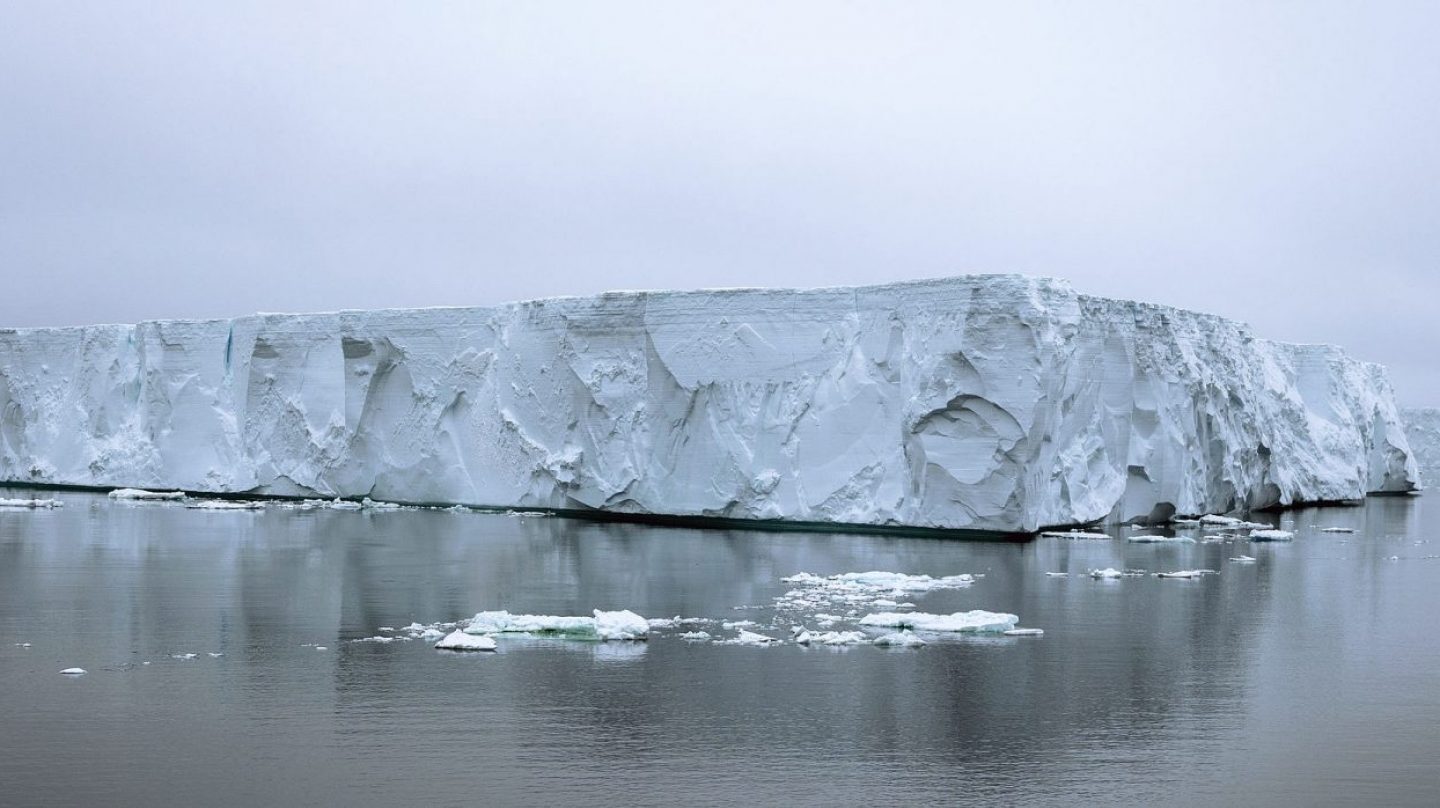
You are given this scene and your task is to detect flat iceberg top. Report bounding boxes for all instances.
[463,609,649,641]
[0,274,1417,533]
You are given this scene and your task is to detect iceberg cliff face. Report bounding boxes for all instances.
[1401,408,1438,489]
[0,276,1417,532]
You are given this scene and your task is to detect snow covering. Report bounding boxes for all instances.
[858,610,1018,633]
[463,609,649,641]
[0,276,1417,532]
[434,630,497,651]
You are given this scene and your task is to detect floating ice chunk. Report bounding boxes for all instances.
[0,498,62,508]
[1088,568,1124,579]
[171,653,198,659]
[1040,530,1111,539]
[186,500,264,510]
[1127,534,1196,543]
[1003,628,1044,636]
[109,488,185,501]
[1044,572,1069,577]
[14,642,31,648]
[355,636,397,643]
[794,630,867,646]
[1199,515,1271,529]
[677,631,712,641]
[463,609,649,641]
[718,629,781,646]
[315,646,328,651]
[873,630,926,647]
[1320,527,1356,534]
[1230,555,1257,563]
[207,652,224,658]
[1154,569,1217,579]
[859,610,1018,633]
[59,667,86,675]
[361,498,402,510]
[1248,529,1294,541]
[720,620,758,630]
[1170,518,1203,526]
[434,630,496,651]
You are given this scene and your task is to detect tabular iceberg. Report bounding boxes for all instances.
[0,275,1417,533]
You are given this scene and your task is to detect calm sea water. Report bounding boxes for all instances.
[1,488,1437,807]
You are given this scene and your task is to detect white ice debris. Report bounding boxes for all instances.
[434,630,497,652]
[109,488,185,500]
[1320,527,1356,533]
[718,629,782,646]
[1089,568,1124,579]
[1045,572,1069,577]
[872,630,927,647]
[207,652,223,658]
[171,653,198,659]
[0,276,1414,533]
[1127,534,1196,543]
[0,498,62,508]
[186,500,264,510]
[859,610,1018,633]
[1003,628,1044,636]
[677,631,712,641]
[793,629,868,646]
[1040,531,1112,539]
[59,667,86,675]
[1230,555,1257,563]
[463,609,649,641]
[1248,529,1295,541]
[1154,570,1218,579]
[775,570,976,616]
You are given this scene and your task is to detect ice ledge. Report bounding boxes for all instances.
[0,275,1418,533]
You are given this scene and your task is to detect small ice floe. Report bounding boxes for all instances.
[59,667,86,675]
[361,498,403,511]
[1039,530,1111,539]
[1154,570,1217,579]
[1044,572,1069,577]
[1127,534,1196,544]
[14,642,32,648]
[793,629,867,646]
[1320,527,1356,534]
[354,636,397,643]
[377,626,395,632]
[1170,518,1203,526]
[646,616,713,630]
[1200,515,1270,529]
[186,500,264,510]
[716,629,782,646]
[721,620,758,630]
[171,653,198,660]
[1248,529,1294,541]
[873,630,926,647]
[1230,555,1257,563]
[464,610,650,641]
[0,498,63,508]
[315,646,328,651]
[434,630,496,652]
[1003,628,1044,636]
[207,652,224,658]
[109,488,185,501]
[858,610,1018,633]
[677,631,712,641]
[301,498,362,510]
[1089,567,1124,579]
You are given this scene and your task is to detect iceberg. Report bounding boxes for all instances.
[59,667,86,675]
[858,610,1018,633]
[0,498,61,508]
[434,630,497,652]
[463,609,649,641]
[108,488,185,501]
[0,276,1416,533]
[793,629,868,646]
[872,630,927,647]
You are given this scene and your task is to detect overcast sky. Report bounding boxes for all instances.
[2,2,1437,402]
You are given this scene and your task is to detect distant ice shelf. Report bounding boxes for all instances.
[0,275,1418,533]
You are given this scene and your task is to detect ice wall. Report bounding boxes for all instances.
[1401,408,1438,489]
[0,275,1418,532]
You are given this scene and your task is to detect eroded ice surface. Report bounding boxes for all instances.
[0,276,1417,533]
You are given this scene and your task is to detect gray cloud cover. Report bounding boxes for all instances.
[2,2,1437,401]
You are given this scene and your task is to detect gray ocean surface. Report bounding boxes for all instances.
[2,488,1438,807]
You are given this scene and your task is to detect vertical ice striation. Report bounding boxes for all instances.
[0,276,1418,532]
[1401,408,1439,488]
